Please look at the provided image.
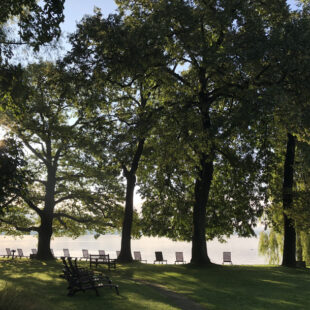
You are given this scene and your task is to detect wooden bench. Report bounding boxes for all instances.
[89,254,116,270]
[61,257,119,296]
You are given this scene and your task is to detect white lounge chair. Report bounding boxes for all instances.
[17,248,28,258]
[222,252,232,264]
[175,252,186,264]
[134,251,147,263]
[81,249,90,260]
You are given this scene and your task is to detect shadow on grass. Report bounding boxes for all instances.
[0,259,179,310]
[1,259,309,310]
[120,263,310,310]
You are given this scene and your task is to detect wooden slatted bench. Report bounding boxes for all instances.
[90,254,116,270]
[61,257,119,296]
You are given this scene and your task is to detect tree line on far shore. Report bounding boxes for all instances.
[1,0,310,267]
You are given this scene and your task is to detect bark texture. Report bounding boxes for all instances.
[37,164,56,260]
[191,157,213,264]
[118,138,145,263]
[281,133,296,267]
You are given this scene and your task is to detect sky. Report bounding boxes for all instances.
[60,0,300,35]
[61,0,118,35]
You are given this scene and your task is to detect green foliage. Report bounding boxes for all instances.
[0,61,124,237]
[0,138,30,214]
[0,0,64,52]
[258,230,283,264]
[112,0,293,246]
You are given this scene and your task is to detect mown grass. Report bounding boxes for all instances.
[0,258,309,310]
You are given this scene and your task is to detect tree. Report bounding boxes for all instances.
[0,62,123,260]
[67,11,166,262]
[261,6,310,267]
[0,0,64,52]
[0,1,65,111]
[116,0,290,264]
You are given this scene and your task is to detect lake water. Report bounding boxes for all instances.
[0,234,267,265]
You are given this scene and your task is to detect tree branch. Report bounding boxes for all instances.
[54,195,75,205]
[23,197,43,216]
[0,219,39,232]
[53,212,115,227]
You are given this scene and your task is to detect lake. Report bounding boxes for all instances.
[0,234,267,265]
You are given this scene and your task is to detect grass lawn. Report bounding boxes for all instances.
[0,258,309,310]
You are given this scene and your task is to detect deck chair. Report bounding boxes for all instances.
[4,248,12,258]
[17,248,28,258]
[134,251,147,263]
[61,257,119,296]
[98,250,105,256]
[81,249,90,261]
[31,249,37,255]
[154,251,167,264]
[222,252,232,264]
[175,252,186,264]
[116,251,120,258]
[63,248,71,257]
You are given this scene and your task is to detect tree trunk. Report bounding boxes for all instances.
[281,133,296,267]
[37,214,54,260]
[118,138,145,263]
[191,155,213,265]
[118,172,135,263]
[37,165,56,260]
[296,230,303,261]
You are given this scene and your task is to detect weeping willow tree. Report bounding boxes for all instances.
[259,229,310,265]
[258,230,283,264]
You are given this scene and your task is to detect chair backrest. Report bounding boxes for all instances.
[134,251,142,261]
[98,250,105,256]
[155,251,164,261]
[223,252,231,262]
[6,248,11,255]
[17,248,23,257]
[175,252,184,262]
[91,254,109,262]
[61,257,73,276]
[63,248,70,257]
[31,249,37,254]
[82,249,89,258]
[116,251,120,258]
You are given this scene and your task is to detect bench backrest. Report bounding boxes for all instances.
[175,252,184,262]
[90,254,110,262]
[155,251,164,261]
[223,252,232,262]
